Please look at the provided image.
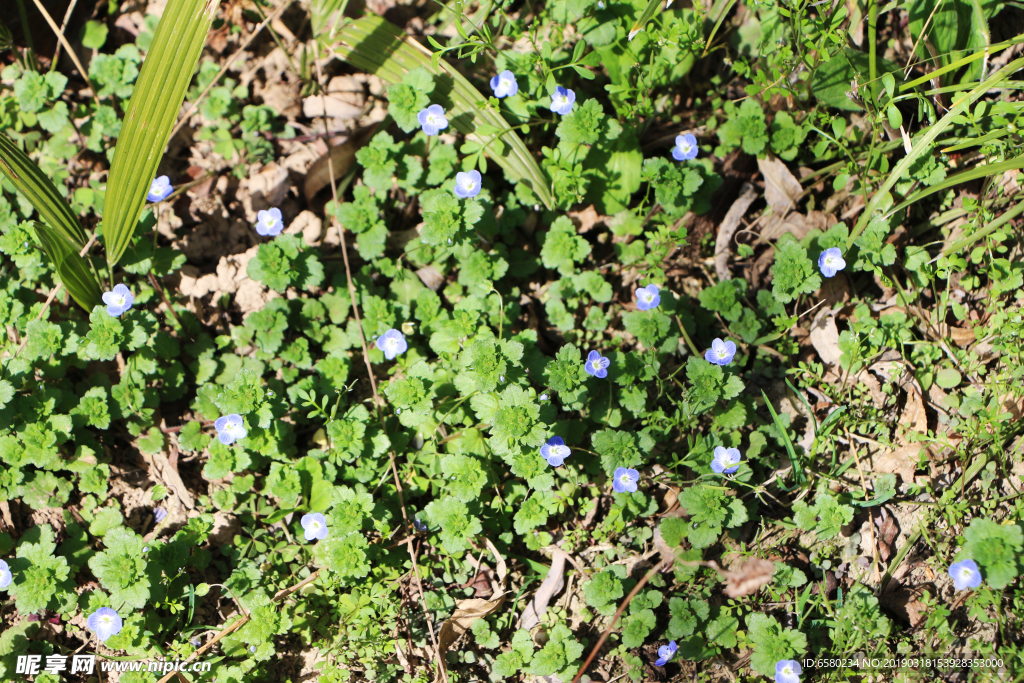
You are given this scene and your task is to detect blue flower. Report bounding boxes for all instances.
[454,170,482,199]
[655,640,677,666]
[256,208,284,237]
[584,350,610,378]
[102,284,134,317]
[818,247,846,278]
[612,467,639,493]
[490,70,519,98]
[949,559,982,591]
[413,518,428,532]
[711,446,742,474]
[301,513,329,541]
[190,637,201,646]
[376,329,408,360]
[248,645,257,653]
[540,436,571,467]
[704,338,736,366]
[550,86,576,115]
[417,104,449,136]
[672,133,698,161]
[153,507,167,523]
[539,393,549,401]
[214,414,247,445]
[87,607,123,642]
[775,659,803,683]
[0,559,11,590]
[147,175,173,202]
[635,283,661,311]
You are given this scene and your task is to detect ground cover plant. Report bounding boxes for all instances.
[2,0,1024,681]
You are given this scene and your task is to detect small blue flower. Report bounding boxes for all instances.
[704,338,737,366]
[818,247,846,278]
[147,175,173,202]
[540,436,571,467]
[454,170,482,199]
[413,518,428,532]
[102,284,134,317]
[584,350,610,378]
[711,446,742,475]
[190,637,201,646]
[490,70,519,98]
[539,393,549,401]
[301,513,329,541]
[0,559,11,590]
[256,208,284,237]
[87,607,123,642]
[775,659,803,683]
[376,329,408,360]
[672,133,698,161]
[612,467,639,493]
[655,640,678,666]
[417,104,449,136]
[214,414,247,446]
[635,284,661,311]
[550,86,576,115]
[248,645,257,653]
[949,559,982,591]
[153,507,167,523]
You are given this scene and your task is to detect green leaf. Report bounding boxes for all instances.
[0,132,87,247]
[82,20,109,49]
[330,15,553,208]
[102,0,216,267]
[628,0,662,41]
[32,222,103,311]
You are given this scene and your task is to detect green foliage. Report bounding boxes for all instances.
[747,613,808,676]
[792,492,854,541]
[771,234,821,304]
[960,518,1024,589]
[541,216,591,275]
[247,235,325,293]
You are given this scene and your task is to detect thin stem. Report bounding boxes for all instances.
[29,0,100,107]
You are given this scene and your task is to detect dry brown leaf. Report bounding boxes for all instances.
[714,183,758,282]
[303,137,360,207]
[947,325,976,348]
[809,310,842,367]
[870,444,925,485]
[567,205,606,234]
[879,584,932,627]
[760,210,834,241]
[519,550,568,630]
[758,156,802,216]
[416,266,445,291]
[433,539,507,683]
[722,557,776,598]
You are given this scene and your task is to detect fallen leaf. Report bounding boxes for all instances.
[519,550,568,630]
[433,539,507,683]
[760,209,834,241]
[809,310,842,366]
[714,183,758,281]
[879,583,933,627]
[416,266,445,291]
[758,156,802,216]
[721,557,776,598]
[870,443,925,485]
[302,92,364,119]
[567,205,605,234]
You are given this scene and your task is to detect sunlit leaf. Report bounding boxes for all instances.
[102,0,216,268]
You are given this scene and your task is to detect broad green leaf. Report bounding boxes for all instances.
[0,131,87,247]
[32,222,103,312]
[102,0,216,267]
[329,15,554,209]
[311,0,346,37]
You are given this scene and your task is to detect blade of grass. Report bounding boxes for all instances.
[628,0,663,42]
[888,154,1024,217]
[900,35,1024,91]
[762,389,806,488]
[329,15,555,209]
[103,0,216,268]
[847,55,1024,249]
[33,222,103,311]
[29,0,99,107]
[942,197,1024,256]
[0,130,88,248]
